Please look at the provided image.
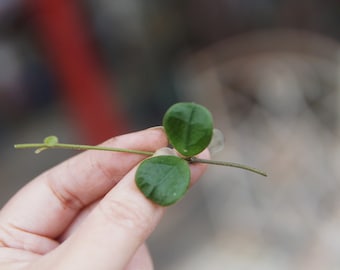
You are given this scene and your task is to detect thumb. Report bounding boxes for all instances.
[38,150,209,270]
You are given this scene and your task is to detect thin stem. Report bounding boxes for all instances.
[189,157,267,177]
[14,143,154,156]
[14,142,267,177]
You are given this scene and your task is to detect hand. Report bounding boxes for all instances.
[0,127,208,270]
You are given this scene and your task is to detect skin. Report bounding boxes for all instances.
[0,127,209,270]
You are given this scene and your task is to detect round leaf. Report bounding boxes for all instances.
[135,155,190,206]
[163,102,213,156]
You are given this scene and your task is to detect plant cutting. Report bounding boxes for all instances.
[15,102,267,206]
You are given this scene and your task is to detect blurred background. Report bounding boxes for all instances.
[1,0,340,269]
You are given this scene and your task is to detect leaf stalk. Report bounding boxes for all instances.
[189,157,267,177]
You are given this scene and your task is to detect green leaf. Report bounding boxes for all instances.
[163,102,213,156]
[44,136,59,146]
[135,155,191,206]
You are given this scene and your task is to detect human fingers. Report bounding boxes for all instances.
[32,149,209,270]
[0,127,168,254]
[58,202,153,270]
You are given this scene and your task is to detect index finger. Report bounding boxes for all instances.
[0,127,168,240]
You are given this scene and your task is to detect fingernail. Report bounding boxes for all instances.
[153,147,177,157]
[147,126,164,131]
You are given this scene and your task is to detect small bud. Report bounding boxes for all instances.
[44,136,59,146]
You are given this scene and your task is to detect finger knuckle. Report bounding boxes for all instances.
[46,178,85,211]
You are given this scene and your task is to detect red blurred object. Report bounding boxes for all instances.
[25,0,128,143]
